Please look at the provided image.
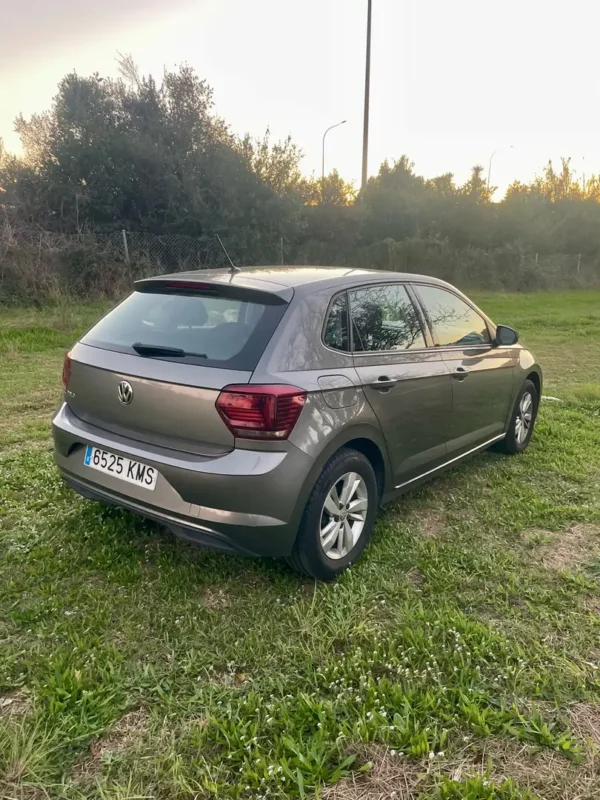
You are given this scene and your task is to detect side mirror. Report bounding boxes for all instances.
[494,324,519,346]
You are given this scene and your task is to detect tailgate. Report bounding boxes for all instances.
[67,346,248,455]
[66,282,289,455]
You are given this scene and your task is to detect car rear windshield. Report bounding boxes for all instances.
[81,289,287,370]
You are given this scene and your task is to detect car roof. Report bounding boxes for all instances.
[145,266,453,295]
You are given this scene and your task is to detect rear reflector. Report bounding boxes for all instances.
[62,351,72,390]
[216,384,307,440]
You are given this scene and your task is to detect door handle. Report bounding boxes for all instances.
[452,366,470,380]
[371,376,397,390]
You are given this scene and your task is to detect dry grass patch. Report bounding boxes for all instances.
[584,595,600,615]
[323,746,426,800]
[70,709,150,784]
[325,720,600,800]
[406,567,425,589]
[0,690,32,719]
[200,587,230,610]
[416,509,447,540]
[209,668,249,687]
[523,524,600,572]
[460,734,600,800]
[569,703,600,750]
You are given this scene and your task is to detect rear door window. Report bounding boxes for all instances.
[81,290,286,370]
[348,283,426,352]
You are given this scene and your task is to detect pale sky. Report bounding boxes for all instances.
[1,0,599,196]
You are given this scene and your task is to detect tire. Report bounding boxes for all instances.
[287,448,379,581]
[494,379,539,455]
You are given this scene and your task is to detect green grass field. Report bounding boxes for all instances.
[1,292,600,799]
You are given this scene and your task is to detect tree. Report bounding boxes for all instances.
[239,129,305,197]
[0,61,305,261]
[458,165,492,204]
[298,169,356,206]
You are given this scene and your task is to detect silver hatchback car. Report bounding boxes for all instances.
[53,267,542,579]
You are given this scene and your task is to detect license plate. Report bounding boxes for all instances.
[84,446,158,490]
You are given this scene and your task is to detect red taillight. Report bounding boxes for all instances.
[62,351,72,390]
[164,281,216,292]
[216,384,307,440]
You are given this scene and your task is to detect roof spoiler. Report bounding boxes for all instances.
[134,276,291,305]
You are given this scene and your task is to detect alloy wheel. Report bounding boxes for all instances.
[319,472,368,560]
[515,391,533,444]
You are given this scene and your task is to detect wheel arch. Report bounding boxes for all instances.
[341,437,386,502]
[526,370,542,399]
[288,425,391,540]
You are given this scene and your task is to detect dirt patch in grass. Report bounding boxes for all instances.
[0,690,31,718]
[524,524,600,571]
[209,667,249,687]
[406,567,425,589]
[584,595,600,615]
[70,709,150,783]
[326,724,600,800]
[462,734,600,800]
[200,587,230,610]
[569,702,600,749]
[323,746,426,799]
[417,509,446,540]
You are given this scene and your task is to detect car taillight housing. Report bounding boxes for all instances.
[62,351,72,390]
[216,384,307,440]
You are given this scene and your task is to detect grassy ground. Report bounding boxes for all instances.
[1,292,599,800]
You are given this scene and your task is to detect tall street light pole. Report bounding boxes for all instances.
[361,0,372,190]
[322,120,347,200]
[487,145,513,192]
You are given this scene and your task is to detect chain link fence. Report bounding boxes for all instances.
[0,224,250,303]
[1,225,239,271]
[116,231,233,272]
[2,220,600,304]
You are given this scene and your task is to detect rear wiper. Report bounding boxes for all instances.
[132,342,207,358]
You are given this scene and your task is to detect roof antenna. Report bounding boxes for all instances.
[215,234,240,275]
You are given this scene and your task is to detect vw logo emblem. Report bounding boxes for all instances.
[117,380,134,405]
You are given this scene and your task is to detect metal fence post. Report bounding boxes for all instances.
[280,237,284,265]
[577,253,581,277]
[122,229,130,264]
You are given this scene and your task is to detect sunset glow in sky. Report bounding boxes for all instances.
[2,0,598,196]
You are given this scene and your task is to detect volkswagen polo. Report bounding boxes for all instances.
[53,267,542,580]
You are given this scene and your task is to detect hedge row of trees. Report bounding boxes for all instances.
[1,58,600,300]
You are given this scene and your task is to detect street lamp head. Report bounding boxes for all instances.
[322,119,349,194]
[487,145,515,191]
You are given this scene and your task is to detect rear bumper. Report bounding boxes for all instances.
[59,472,261,555]
[52,403,316,557]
